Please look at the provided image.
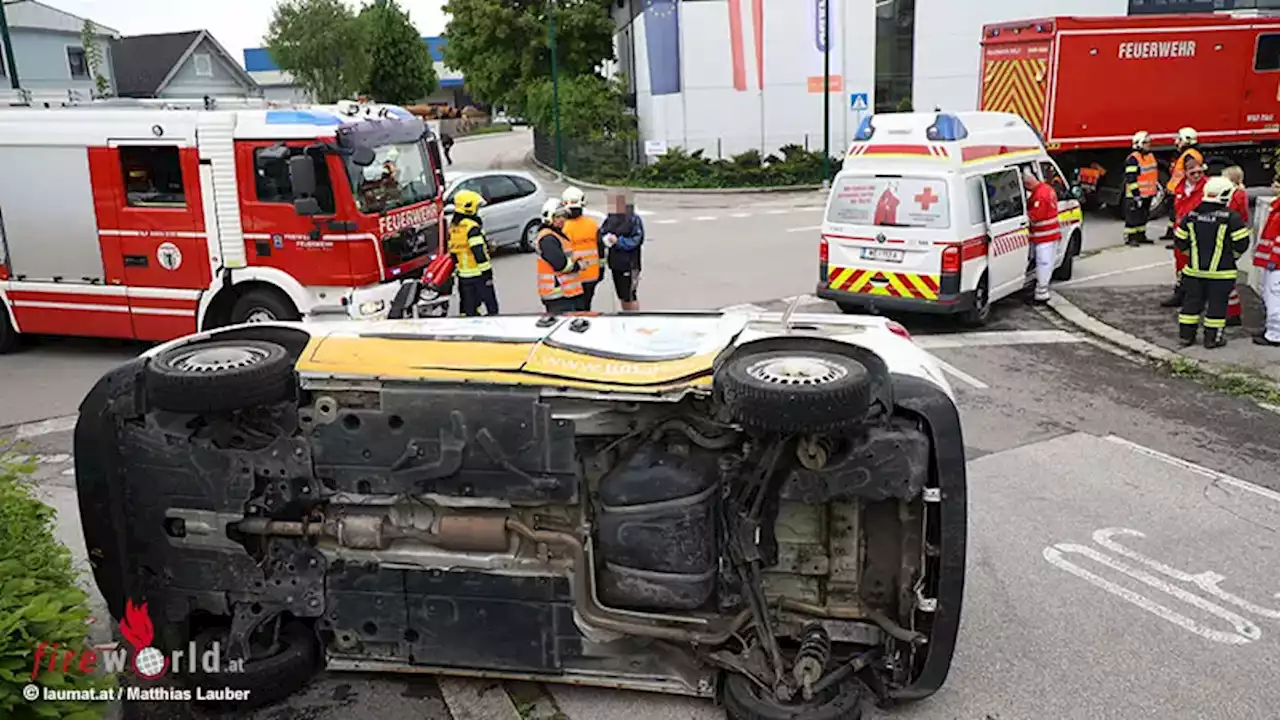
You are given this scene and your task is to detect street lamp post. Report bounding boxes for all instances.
[0,0,21,90]
[549,1,564,178]
[821,0,831,190]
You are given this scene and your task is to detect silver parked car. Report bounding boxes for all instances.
[443,170,547,253]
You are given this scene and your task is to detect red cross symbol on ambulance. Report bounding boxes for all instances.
[914,186,939,211]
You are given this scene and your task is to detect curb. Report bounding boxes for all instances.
[1045,291,1180,363]
[527,155,827,195]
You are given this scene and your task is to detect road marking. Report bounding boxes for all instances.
[1054,260,1170,288]
[928,356,989,389]
[765,209,787,215]
[1044,543,1258,645]
[729,212,751,218]
[656,218,678,224]
[787,225,822,233]
[1103,435,1280,506]
[438,677,523,720]
[693,216,717,221]
[914,329,1085,349]
[13,415,78,439]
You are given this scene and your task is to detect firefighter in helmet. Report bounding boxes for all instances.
[560,187,604,311]
[1173,175,1252,349]
[1163,127,1204,240]
[1123,131,1159,246]
[447,189,500,316]
[535,198,584,314]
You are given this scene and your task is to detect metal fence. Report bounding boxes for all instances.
[532,129,640,181]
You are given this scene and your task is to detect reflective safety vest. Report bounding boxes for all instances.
[1167,147,1204,192]
[562,215,601,283]
[1126,151,1158,198]
[1028,182,1062,245]
[536,228,583,300]
[448,217,491,278]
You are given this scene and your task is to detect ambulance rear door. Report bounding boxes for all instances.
[823,173,953,303]
[979,166,1031,301]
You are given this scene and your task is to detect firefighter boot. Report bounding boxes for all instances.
[1161,286,1185,308]
[1178,317,1198,347]
[1204,326,1227,349]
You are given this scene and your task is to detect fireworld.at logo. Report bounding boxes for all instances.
[30,600,245,680]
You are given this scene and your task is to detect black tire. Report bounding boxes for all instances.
[0,301,18,354]
[716,345,878,435]
[145,339,295,414]
[230,288,300,325]
[1052,234,1078,281]
[186,621,322,711]
[959,275,990,328]
[722,673,863,720]
[519,220,540,253]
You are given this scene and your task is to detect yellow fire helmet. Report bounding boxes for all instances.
[453,189,485,215]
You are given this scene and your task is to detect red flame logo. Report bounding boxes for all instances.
[119,600,155,649]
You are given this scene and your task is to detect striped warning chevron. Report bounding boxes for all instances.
[990,228,1030,257]
[981,57,1048,131]
[827,267,940,300]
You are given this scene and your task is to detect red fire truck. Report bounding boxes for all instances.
[0,97,447,353]
[980,14,1280,215]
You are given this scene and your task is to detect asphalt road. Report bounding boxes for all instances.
[5,130,1279,720]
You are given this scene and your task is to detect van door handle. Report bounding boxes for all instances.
[123,255,148,267]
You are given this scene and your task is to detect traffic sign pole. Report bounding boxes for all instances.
[821,0,831,191]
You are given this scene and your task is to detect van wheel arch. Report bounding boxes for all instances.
[0,296,20,354]
[959,272,990,328]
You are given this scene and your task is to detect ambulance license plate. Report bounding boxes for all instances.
[861,248,904,263]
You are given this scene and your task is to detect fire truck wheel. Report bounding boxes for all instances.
[145,339,295,414]
[230,289,300,325]
[0,303,18,354]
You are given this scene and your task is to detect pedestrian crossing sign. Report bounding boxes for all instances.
[850,93,869,111]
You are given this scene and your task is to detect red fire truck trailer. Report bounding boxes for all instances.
[980,14,1280,214]
[0,97,447,353]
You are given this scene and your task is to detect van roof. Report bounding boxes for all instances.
[842,111,1045,172]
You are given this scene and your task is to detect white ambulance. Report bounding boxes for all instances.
[816,111,1084,326]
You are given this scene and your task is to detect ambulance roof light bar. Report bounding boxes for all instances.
[926,113,968,141]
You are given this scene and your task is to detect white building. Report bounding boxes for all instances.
[610,0,1274,159]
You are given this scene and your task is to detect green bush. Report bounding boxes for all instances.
[0,453,113,720]
[623,144,841,189]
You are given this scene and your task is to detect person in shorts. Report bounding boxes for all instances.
[599,192,644,311]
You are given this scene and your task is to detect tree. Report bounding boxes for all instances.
[79,19,110,98]
[441,0,615,108]
[359,0,438,105]
[265,0,369,103]
[523,74,634,140]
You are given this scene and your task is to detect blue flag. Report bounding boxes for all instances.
[645,0,681,96]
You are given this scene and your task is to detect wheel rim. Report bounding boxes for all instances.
[524,223,538,245]
[746,356,848,386]
[172,345,269,373]
[245,308,277,323]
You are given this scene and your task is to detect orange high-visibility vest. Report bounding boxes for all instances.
[535,228,583,300]
[562,215,601,283]
[1167,147,1204,192]
[1128,151,1158,198]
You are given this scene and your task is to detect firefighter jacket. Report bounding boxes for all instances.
[1255,196,1280,270]
[1167,146,1204,192]
[447,215,492,279]
[563,214,603,283]
[1125,151,1158,199]
[1027,182,1062,245]
[1173,176,1205,223]
[1174,202,1252,280]
[536,226,583,300]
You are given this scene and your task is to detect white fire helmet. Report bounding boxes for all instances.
[1132,131,1151,149]
[561,186,586,209]
[541,198,567,223]
[1203,176,1235,205]
[1178,127,1198,146]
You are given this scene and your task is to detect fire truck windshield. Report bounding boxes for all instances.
[347,140,437,216]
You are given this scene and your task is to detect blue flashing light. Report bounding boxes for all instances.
[853,115,875,141]
[265,110,344,126]
[926,114,968,141]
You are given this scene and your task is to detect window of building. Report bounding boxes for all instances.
[874,0,916,113]
[119,146,186,207]
[67,47,88,79]
[1256,34,1280,72]
[253,147,335,213]
[193,53,214,78]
